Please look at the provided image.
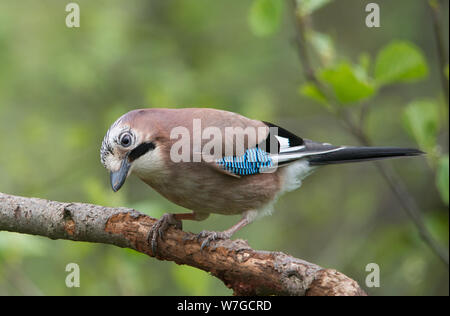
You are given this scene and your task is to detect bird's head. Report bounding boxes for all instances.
[100,110,164,192]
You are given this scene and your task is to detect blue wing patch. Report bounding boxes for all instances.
[215,148,274,176]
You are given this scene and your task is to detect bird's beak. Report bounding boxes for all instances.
[110,157,131,192]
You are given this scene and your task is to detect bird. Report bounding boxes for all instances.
[100,107,423,253]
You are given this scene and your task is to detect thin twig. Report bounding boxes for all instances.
[428,0,449,105]
[291,0,316,83]
[290,0,449,265]
[375,162,449,264]
[338,111,448,265]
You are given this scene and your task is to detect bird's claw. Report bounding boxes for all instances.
[148,213,182,255]
[196,230,231,250]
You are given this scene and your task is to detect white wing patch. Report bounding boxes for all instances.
[274,146,346,164]
[275,135,307,153]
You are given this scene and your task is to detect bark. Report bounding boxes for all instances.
[0,192,367,296]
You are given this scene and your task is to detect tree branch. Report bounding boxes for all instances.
[0,192,366,296]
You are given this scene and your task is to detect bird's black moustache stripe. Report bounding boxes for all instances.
[128,142,155,162]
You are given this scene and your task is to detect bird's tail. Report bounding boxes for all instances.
[307,146,424,166]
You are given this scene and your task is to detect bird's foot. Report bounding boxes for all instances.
[148,213,182,255]
[196,230,232,250]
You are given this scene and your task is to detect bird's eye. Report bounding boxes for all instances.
[119,133,132,147]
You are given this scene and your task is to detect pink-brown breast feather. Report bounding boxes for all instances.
[121,108,282,214]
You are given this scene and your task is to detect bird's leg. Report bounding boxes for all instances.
[197,210,257,249]
[148,212,208,255]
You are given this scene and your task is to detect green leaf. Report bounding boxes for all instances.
[319,62,376,104]
[299,82,330,108]
[402,100,440,152]
[436,155,449,206]
[299,0,333,16]
[249,0,283,37]
[374,41,428,86]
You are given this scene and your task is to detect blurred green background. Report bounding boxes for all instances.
[0,0,448,295]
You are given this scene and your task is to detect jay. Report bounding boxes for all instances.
[100,108,422,252]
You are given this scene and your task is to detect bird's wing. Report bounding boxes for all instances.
[211,121,344,177]
[138,108,343,177]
